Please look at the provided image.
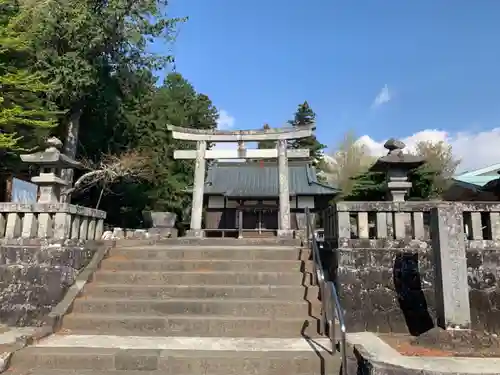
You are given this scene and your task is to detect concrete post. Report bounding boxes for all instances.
[5,212,21,238]
[79,217,89,240]
[71,215,81,239]
[54,212,71,240]
[87,218,96,240]
[95,218,104,240]
[21,213,38,238]
[187,140,207,237]
[430,204,471,330]
[238,209,243,239]
[37,213,53,238]
[0,214,6,237]
[277,139,292,238]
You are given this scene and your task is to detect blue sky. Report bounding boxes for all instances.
[158,0,500,171]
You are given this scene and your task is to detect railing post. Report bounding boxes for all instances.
[37,213,53,238]
[80,217,89,240]
[430,204,471,330]
[54,212,71,240]
[5,212,21,238]
[0,213,6,237]
[21,213,38,238]
[88,218,97,240]
[71,215,81,239]
[305,207,310,245]
[95,218,104,239]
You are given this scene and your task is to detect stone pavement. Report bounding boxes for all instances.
[347,332,500,375]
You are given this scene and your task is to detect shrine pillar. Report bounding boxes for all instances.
[187,140,207,237]
[277,139,292,238]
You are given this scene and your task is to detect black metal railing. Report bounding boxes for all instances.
[305,207,347,375]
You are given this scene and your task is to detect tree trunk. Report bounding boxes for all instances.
[60,106,82,203]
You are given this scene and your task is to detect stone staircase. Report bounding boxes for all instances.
[9,240,341,374]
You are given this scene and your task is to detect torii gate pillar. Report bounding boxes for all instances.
[190,140,207,237]
[277,139,291,238]
[168,125,314,238]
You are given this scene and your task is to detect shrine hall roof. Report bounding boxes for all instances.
[204,161,339,197]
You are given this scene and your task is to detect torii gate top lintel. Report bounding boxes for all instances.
[167,124,314,142]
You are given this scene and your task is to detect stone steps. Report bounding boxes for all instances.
[93,270,312,286]
[10,335,338,374]
[110,246,311,261]
[100,259,312,272]
[116,238,301,247]
[9,242,337,374]
[83,284,319,300]
[11,349,337,374]
[71,297,321,318]
[60,313,322,337]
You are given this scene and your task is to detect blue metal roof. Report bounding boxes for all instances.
[205,162,339,197]
[454,163,500,187]
[453,175,498,187]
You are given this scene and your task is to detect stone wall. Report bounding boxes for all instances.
[0,240,100,326]
[333,239,436,334]
[467,242,500,333]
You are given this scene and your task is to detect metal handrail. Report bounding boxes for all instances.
[305,207,347,375]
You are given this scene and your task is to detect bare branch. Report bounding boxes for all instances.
[323,131,377,196]
[67,150,152,194]
[414,140,461,196]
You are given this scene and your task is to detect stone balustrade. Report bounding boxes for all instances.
[324,201,434,241]
[324,201,500,243]
[0,203,106,241]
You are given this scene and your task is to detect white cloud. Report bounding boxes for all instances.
[212,141,238,151]
[213,109,238,157]
[356,128,500,173]
[216,109,235,130]
[371,84,391,108]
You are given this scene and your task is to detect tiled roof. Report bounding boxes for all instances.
[205,162,339,197]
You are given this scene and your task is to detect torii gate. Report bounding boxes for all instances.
[168,125,313,238]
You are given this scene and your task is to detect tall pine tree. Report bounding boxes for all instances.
[0,0,57,151]
[288,101,325,166]
[257,123,277,149]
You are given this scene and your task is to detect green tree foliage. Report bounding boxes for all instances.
[73,72,219,228]
[14,0,186,179]
[16,0,185,108]
[0,0,57,151]
[137,72,218,222]
[257,123,276,149]
[288,101,326,165]
[8,0,191,227]
[345,170,385,201]
[346,167,441,201]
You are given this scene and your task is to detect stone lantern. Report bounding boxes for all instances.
[369,138,425,202]
[20,137,82,203]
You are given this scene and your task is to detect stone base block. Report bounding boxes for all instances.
[147,228,178,239]
[185,229,204,238]
[277,230,294,239]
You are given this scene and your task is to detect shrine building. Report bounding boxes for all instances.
[203,160,338,237]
